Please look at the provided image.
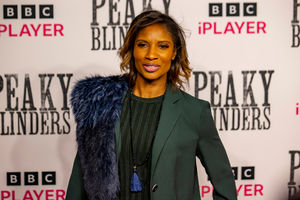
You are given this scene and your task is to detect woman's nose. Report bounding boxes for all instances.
[145,45,158,60]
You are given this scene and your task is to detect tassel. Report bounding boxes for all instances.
[130,167,142,192]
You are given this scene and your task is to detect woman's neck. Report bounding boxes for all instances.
[133,76,167,98]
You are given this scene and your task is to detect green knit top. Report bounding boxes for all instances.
[118,92,164,200]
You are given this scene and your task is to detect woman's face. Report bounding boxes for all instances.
[133,24,176,84]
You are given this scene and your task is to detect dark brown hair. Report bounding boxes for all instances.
[118,10,192,90]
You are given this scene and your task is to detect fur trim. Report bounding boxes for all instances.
[71,75,128,200]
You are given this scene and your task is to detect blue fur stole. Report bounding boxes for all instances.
[70,75,128,200]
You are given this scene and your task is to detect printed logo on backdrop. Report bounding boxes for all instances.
[193,70,274,132]
[200,166,263,198]
[91,0,172,51]
[198,2,267,35]
[288,151,300,199]
[0,3,64,37]
[0,74,73,136]
[292,0,300,47]
[2,171,66,199]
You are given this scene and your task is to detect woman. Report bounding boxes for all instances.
[67,10,237,200]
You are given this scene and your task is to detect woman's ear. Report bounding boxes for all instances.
[172,49,177,60]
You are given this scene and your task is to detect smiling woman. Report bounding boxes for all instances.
[66,10,237,200]
[119,10,191,92]
[132,24,176,97]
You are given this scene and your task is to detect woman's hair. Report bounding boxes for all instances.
[118,10,192,90]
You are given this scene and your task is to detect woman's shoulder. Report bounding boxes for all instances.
[179,89,210,108]
[175,89,211,121]
[176,90,212,129]
[71,75,128,95]
[70,75,129,126]
[70,75,128,109]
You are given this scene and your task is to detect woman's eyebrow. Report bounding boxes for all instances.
[135,39,172,43]
[135,39,148,43]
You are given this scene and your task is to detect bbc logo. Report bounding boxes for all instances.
[209,3,257,17]
[6,171,56,186]
[232,166,255,180]
[2,5,53,19]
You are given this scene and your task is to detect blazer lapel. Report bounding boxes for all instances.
[151,86,182,178]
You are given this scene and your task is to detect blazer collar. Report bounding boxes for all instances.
[115,86,183,176]
[151,85,182,178]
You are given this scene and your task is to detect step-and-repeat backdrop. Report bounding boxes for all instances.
[0,0,299,199]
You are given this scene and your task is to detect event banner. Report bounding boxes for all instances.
[0,0,299,199]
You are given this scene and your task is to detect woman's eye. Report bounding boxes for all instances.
[137,43,147,48]
[159,44,169,49]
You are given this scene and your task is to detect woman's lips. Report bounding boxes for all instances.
[143,63,160,73]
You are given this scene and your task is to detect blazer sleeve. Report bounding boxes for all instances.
[196,102,237,200]
[66,152,88,200]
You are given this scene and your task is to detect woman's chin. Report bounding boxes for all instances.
[137,73,166,84]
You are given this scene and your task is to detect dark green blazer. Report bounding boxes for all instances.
[67,86,237,200]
